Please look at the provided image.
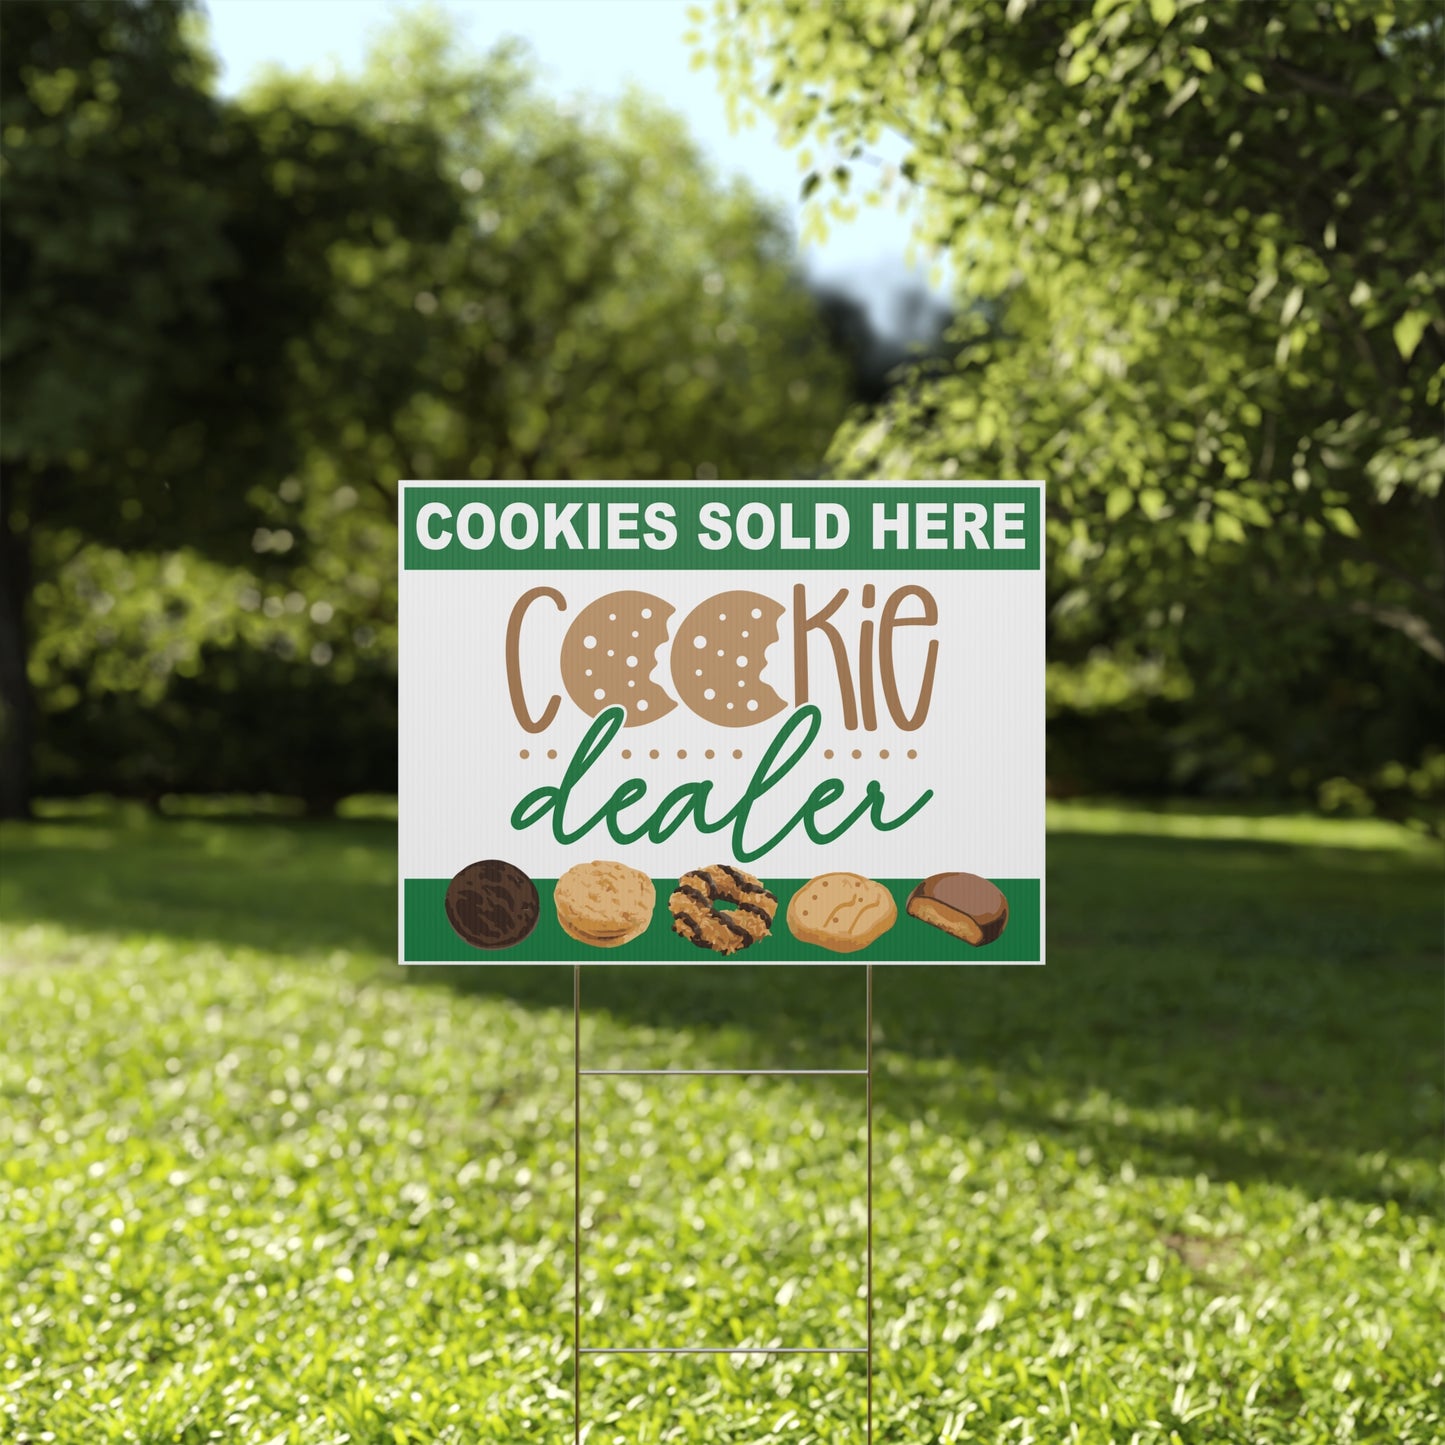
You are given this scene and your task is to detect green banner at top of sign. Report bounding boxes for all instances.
[402,483,1042,570]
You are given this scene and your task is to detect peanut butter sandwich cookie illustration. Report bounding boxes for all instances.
[787,872,897,954]
[445,859,540,950]
[906,872,1009,946]
[669,864,777,955]
[554,860,656,948]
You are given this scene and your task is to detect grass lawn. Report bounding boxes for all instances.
[1,804,1441,1443]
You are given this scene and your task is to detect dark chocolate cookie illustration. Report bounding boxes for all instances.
[444,859,540,950]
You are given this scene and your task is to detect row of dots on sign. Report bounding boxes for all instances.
[518,748,920,760]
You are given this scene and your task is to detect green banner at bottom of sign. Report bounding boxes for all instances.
[403,878,1040,963]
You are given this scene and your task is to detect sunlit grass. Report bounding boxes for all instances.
[1047,798,1440,852]
[1,805,1441,1442]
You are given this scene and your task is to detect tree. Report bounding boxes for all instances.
[0,0,458,815]
[811,279,956,406]
[703,0,1444,820]
[244,12,850,495]
[18,11,854,807]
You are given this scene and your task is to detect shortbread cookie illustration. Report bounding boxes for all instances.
[561,592,676,727]
[669,863,777,955]
[444,859,540,949]
[787,872,897,953]
[669,591,785,728]
[906,872,1009,946]
[553,859,656,948]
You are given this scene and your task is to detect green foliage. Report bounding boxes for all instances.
[0,0,456,545]
[250,11,850,492]
[704,0,1445,820]
[6,6,852,809]
[2,805,1442,1439]
[0,0,459,815]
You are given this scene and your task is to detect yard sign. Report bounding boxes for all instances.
[399,481,1044,965]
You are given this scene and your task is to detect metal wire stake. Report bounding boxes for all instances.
[572,964,877,1442]
[573,964,581,1445]
[581,1068,869,1077]
[581,1346,868,1356]
[867,962,874,1445]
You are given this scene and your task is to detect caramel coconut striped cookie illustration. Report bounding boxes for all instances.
[787,872,897,953]
[669,864,777,955]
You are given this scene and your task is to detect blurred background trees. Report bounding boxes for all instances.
[2,2,857,813]
[1,0,460,812]
[2,0,1440,828]
[709,0,1444,826]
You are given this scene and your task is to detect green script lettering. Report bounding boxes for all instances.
[509,704,933,859]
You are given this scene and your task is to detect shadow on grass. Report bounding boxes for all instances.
[2,814,1441,1210]
[0,815,398,962]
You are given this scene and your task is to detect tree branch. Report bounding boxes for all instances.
[1349,600,1445,664]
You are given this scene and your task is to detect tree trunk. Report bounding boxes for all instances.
[0,476,33,820]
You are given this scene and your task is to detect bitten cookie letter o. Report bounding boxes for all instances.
[670,590,785,729]
[561,591,676,728]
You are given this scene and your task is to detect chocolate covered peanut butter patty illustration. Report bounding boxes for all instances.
[906,872,1008,946]
[669,864,777,955]
[444,859,540,949]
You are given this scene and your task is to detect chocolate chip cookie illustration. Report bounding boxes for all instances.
[669,591,785,728]
[787,872,897,953]
[444,859,540,950]
[669,863,777,955]
[561,592,676,728]
[906,872,1009,946]
[553,859,656,948]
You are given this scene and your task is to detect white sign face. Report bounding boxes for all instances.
[399,482,1044,965]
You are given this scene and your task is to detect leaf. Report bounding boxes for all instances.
[1106,487,1134,520]
[1149,0,1177,25]
[1242,71,1266,95]
[1324,506,1361,538]
[1393,309,1429,362]
[1280,285,1304,328]
[1354,63,1387,96]
[800,171,822,200]
[1164,76,1199,117]
[1213,510,1245,543]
